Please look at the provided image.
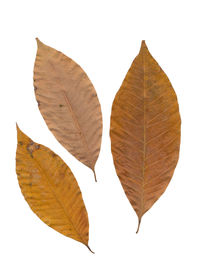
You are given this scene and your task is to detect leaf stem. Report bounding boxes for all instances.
[86,244,95,254]
[136,217,141,234]
[92,168,97,182]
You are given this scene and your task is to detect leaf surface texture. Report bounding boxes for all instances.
[16,126,91,250]
[34,39,102,179]
[110,41,181,232]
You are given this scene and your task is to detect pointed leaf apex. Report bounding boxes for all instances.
[140,40,148,53]
[36,37,42,48]
[141,40,146,46]
[16,124,22,141]
[16,125,31,144]
[16,123,20,134]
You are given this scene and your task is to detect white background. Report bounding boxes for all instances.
[0,0,200,274]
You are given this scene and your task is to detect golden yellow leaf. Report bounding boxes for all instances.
[16,125,92,252]
[34,39,102,181]
[110,41,181,232]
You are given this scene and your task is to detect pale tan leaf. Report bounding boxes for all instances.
[34,39,102,181]
[110,41,181,232]
[16,125,92,252]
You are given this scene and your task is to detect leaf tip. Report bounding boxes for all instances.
[16,125,31,144]
[141,40,146,46]
[16,124,23,145]
[35,37,43,48]
[16,123,21,135]
[140,40,148,53]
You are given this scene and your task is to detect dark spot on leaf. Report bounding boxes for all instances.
[59,104,64,107]
[27,142,40,157]
[52,152,56,157]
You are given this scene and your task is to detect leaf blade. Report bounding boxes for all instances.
[34,39,102,178]
[110,41,181,231]
[16,125,90,249]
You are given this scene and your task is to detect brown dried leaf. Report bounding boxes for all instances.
[110,41,181,232]
[34,39,102,181]
[16,125,92,252]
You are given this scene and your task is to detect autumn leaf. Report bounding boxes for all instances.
[16,125,93,252]
[110,41,181,232]
[34,39,102,181]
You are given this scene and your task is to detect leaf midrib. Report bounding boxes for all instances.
[141,47,146,219]
[62,90,93,168]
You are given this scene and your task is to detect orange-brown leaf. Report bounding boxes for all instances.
[110,41,181,232]
[16,125,92,251]
[34,39,102,180]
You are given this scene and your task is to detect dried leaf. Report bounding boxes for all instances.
[34,39,102,181]
[16,125,92,252]
[110,41,181,232]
